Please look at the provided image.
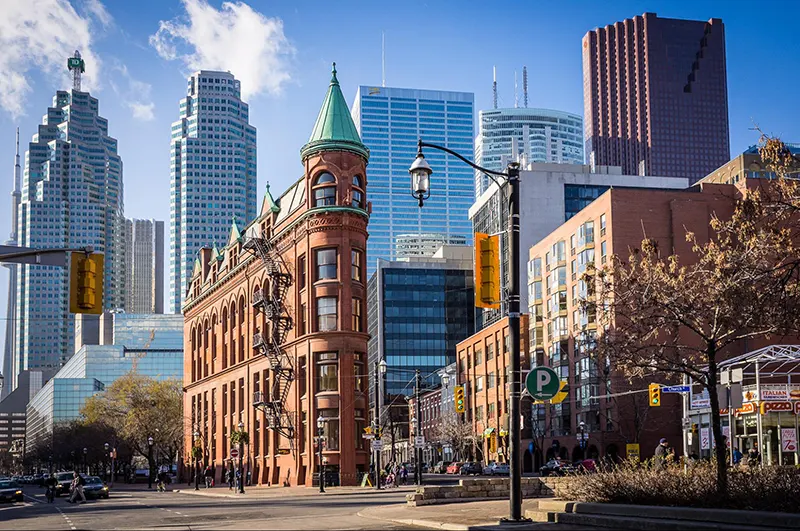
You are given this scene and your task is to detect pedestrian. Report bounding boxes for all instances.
[68,472,86,504]
[732,447,743,465]
[654,438,669,469]
[235,468,242,491]
[204,465,214,488]
[747,443,761,466]
[227,464,234,491]
[400,465,408,485]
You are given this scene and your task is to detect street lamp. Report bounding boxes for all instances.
[83,447,88,476]
[373,359,388,490]
[410,140,524,523]
[237,421,245,494]
[147,436,154,489]
[317,415,326,493]
[579,421,586,461]
[104,442,109,483]
[193,431,200,491]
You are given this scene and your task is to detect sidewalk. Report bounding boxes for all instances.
[357,499,582,530]
[172,483,418,499]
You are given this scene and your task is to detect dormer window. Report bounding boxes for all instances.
[313,172,336,207]
[352,175,364,209]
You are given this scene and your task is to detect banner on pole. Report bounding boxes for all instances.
[700,428,710,450]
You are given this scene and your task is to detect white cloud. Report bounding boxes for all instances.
[109,62,156,121]
[150,0,293,100]
[0,0,108,118]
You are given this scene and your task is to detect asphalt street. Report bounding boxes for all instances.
[0,486,417,530]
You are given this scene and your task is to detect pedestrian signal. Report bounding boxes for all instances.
[69,252,104,314]
[648,383,661,407]
[454,385,465,413]
[474,233,500,309]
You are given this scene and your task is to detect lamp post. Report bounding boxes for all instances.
[317,415,326,493]
[104,443,109,483]
[414,369,423,486]
[83,447,88,476]
[147,436,154,489]
[441,372,450,462]
[193,431,200,491]
[411,140,525,523]
[579,421,586,461]
[237,421,245,494]
[373,359,387,490]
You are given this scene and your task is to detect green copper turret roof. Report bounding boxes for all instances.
[300,63,369,162]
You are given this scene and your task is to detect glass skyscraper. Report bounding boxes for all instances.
[14,88,124,389]
[474,108,584,196]
[351,86,475,276]
[169,71,257,313]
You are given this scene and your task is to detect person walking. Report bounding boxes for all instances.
[204,465,214,488]
[68,472,86,504]
[226,463,234,491]
[654,438,669,469]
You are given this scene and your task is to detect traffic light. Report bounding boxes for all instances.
[474,232,500,309]
[454,385,465,413]
[691,423,698,434]
[69,252,104,314]
[648,383,661,407]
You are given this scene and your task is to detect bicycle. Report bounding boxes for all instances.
[45,486,55,503]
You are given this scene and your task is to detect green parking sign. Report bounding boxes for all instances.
[526,367,560,400]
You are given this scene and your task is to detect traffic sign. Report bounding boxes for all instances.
[230,448,239,459]
[371,440,383,451]
[414,436,425,449]
[525,367,560,400]
[662,385,690,393]
[363,434,374,440]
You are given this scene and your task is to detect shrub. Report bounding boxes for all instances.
[561,460,800,513]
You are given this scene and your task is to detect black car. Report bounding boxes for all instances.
[54,471,76,497]
[82,476,109,499]
[539,459,577,477]
[459,462,482,475]
[0,480,23,502]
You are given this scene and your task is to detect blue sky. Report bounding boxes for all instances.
[1,0,799,329]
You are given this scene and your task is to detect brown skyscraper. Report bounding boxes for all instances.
[583,13,730,182]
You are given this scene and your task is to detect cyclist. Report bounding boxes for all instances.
[44,474,57,503]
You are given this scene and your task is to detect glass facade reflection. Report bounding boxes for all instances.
[25,314,184,450]
[367,255,476,401]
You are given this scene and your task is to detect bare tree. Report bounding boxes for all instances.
[432,412,474,461]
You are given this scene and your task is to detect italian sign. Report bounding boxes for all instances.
[525,367,560,400]
[781,428,798,453]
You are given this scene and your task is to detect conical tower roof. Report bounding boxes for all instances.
[300,63,369,162]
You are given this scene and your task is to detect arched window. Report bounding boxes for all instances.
[313,172,336,207]
[352,175,365,209]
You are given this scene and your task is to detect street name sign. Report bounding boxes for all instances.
[662,385,690,393]
[525,367,560,400]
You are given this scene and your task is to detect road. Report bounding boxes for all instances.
[0,486,417,530]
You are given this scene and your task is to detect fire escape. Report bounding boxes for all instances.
[244,235,295,442]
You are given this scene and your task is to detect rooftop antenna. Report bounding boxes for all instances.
[382,32,386,87]
[67,50,85,92]
[514,70,519,108]
[523,66,528,108]
[492,66,498,110]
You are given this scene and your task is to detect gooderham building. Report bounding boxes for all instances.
[182,65,371,486]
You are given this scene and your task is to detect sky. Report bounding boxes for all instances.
[1,0,799,336]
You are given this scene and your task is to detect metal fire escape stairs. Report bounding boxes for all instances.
[244,235,295,443]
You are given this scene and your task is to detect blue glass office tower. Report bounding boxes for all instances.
[351,86,475,275]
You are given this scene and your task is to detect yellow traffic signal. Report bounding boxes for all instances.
[69,252,104,314]
[648,383,661,407]
[474,233,500,309]
[454,385,465,413]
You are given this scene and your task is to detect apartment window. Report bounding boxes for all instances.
[318,408,340,450]
[487,372,495,389]
[354,353,365,392]
[475,405,484,421]
[488,403,496,419]
[351,298,364,332]
[351,250,363,282]
[476,376,484,392]
[475,348,483,365]
[298,303,307,336]
[600,214,607,236]
[316,297,338,331]
[313,172,336,206]
[298,356,307,397]
[316,352,338,392]
[315,249,337,280]
[601,241,607,263]
[352,175,365,209]
[486,342,494,361]
[298,255,306,289]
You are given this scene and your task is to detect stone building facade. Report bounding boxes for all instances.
[182,66,371,486]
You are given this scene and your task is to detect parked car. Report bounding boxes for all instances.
[539,459,576,477]
[445,462,464,474]
[483,462,510,476]
[0,480,23,503]
[459,462,482,475]
[432,461,451,474]
[54,471,76,497]
[574,459,597,473]
[82,476,110,499]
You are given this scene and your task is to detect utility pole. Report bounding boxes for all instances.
[415,369,422,486]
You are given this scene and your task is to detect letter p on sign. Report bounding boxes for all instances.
[526,367,560,400]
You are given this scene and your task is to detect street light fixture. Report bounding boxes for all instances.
[104,443,110,483]
[410,140,524,523]
[147,436,154,489]
[237,421,245,494]
[193,431,200,491]
[579,421,587,461]
[317,415,326,493]
[83,447,88,476]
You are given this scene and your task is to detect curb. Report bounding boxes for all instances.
[173,486,416,499]
[356,508,498,531]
